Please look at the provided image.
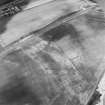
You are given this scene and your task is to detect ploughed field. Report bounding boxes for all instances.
[0,0,104,105]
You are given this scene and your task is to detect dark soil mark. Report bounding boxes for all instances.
[0,75,42,105]
[42,24,80,42]
[0,16,12,35]
[89,0,96,3]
